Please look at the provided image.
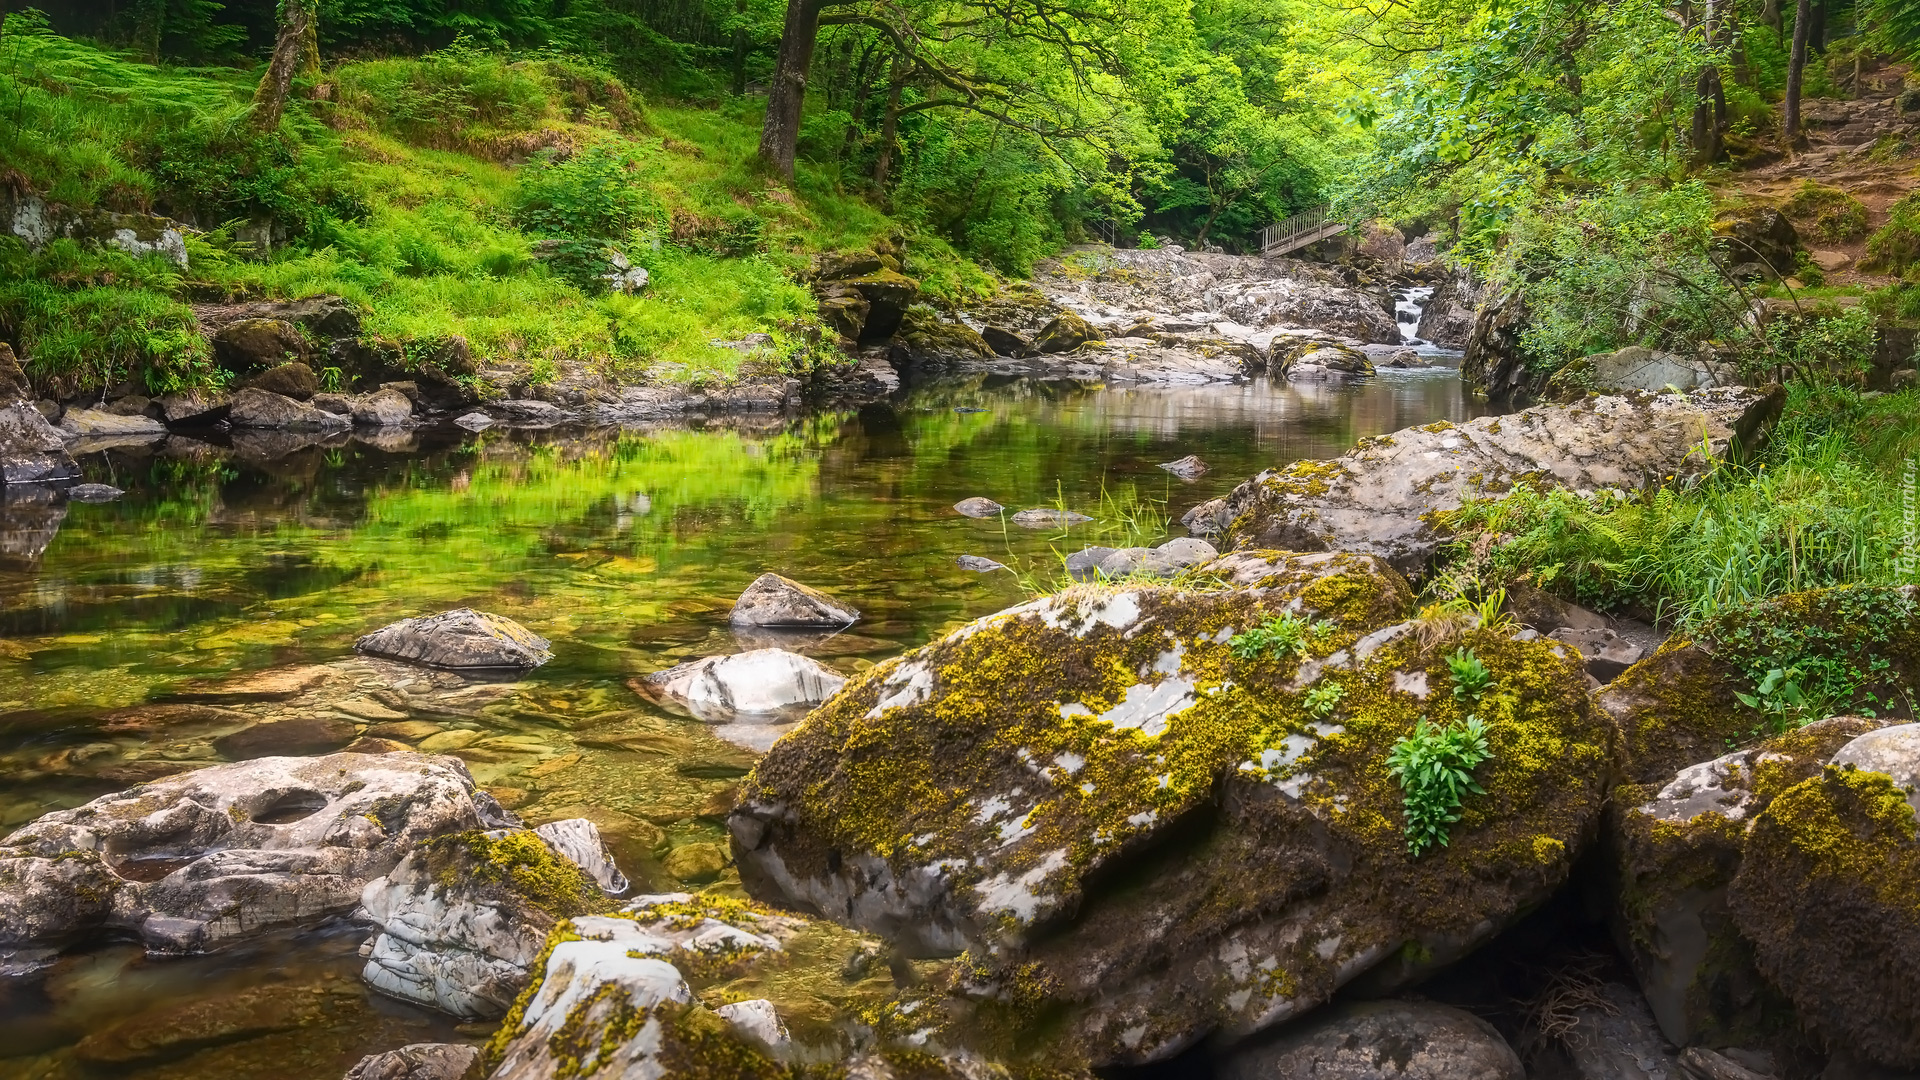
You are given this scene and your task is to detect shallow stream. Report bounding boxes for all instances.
[0,367,1491,1079]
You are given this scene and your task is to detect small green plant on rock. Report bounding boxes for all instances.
[1231,612,1331,661]
[1387,716,1493,856]
[1735,665,1812,735]
[1446,647,1494,703]
[1304,680,1345,719]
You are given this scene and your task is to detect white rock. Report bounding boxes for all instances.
[645,649,846,722]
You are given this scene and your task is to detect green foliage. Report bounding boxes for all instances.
[1230,612,1331,661]
[0,239,217,394]
[1758,307,1877,385]
[1711,585,1920,734]
[1386,716,1492,856]
[1865,191,1920,275]
[1304,680,1345,719]
[1445,647,1493,703]
[1783,182,1869,244]
[512,140,665,290]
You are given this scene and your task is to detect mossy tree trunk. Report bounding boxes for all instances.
[1784,0,1811,147]
[251,0,317,133]
[758,0,829,180]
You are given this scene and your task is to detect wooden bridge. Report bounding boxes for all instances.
[1260,205,1348,256]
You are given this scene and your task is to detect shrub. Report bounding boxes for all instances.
[1386,716,1492,856]
[1865,192,1920,274]
[513,140,665,290]
[148,119,362,237]
[1782,181,1868,243]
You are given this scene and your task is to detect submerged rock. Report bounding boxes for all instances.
[1010,507,1093,528]
[731,554,1603,1063]
[0,752,496,970]
[343,1044,480,1080]
[356,608,553,670]
[730,573,860,629]
[213,714,357,759]
[359,823,623,1019]
[67,483,124,502]
[1218,1000,1523,1080]
[1221,387,1785,575]
[957,554,1007,572]
[1158,454,1208,480]
[640,648,847,722]
[953,496,1005,518]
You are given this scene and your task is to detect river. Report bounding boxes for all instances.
[0,366,1491,1079]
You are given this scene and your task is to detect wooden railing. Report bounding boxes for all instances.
[1260,204,1344,255]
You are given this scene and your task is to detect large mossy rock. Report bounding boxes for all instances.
[1598,585,1920,786]
[1728,725,1920,1069]
[1609,716,1884,1052]
[730,552,1605,1064]
[1219,387,1784,576]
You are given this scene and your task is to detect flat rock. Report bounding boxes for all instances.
[67,483,123,502]
[228,387,352,432]
[454,412,494,431]
[213,715,357,759]
[343,1044,481,1080]
[1218,1000,1523,1080]
[1548,626,1646,683]
[640,648,846,722]
[729,573,860,628]
[1222,387,1786,575]
[957,555,1007,572]
[1010,508,1093,528]
[356,609,553,670]
[497,399,566,424]
[953,496,1005,518]
[156,665,329,703]
[0,752,499,969]
[58,409,168,437]
[72,982,325,1065]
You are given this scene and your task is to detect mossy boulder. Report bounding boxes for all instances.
[731,553,1605,1064]
[1728,727,1920,1069]
[1598,586,1920,787]
[891,306,994,367]
[1035,311,1095,353]
[1608,715,1885,1051]
[1273,340,1375,381]
[1219,387,1785,575]
[843,269,921,344]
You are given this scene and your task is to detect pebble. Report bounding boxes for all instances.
[953,497,1004,518]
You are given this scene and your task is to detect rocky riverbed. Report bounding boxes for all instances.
[2,374,1916,1080]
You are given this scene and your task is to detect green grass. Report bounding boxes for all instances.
[1429,384,1919,627]
[0,24,997,393]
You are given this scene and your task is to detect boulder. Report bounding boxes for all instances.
[353,388,414,428]
[1729,724,1920,1068]
[1275,340,1377,380]
[1416,272,1482,349]
[1159,454,1208,480]
[731,554,1604,1063]
[355,608,553,670]
[1010,508,1093,528]
[67,483,123,502]
[1547,626,1646,683]
[1559,982,1686,1080]
[342,1044,481,1080]
[1036,312,1096,353]
[1217,1001,1523,1080]
[104,392,156,416]
[0,752,500,970]
[1093,538,1219,579]
[982,325,1031,356]
[57,408,167,438]
[212,318,309,371]
[245,361,321,401]
[153,390,230,425]
[1610,716,1884,1050]
[729,573,860,629]
[0,402,81,484]
[818,285,872,342]
[313,392,353,414]
[843,269,920,343]
[891,307,995,366]
[954,496,1005,518]
[228,387,352,431]
[359,824,621,1018]
[497,399,566,425]
[1545,346,1733,400]
[1460,290,1537,399]
[454,412,495,431]
[1356,220,1407,264]
[639,649,847,722]
[1220,387,1785,576]
[1713,205,1800,281]
[1181,498,1228,537]
[0,341,30,400]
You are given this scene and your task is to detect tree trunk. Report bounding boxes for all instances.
[251,0,315,132]
[758,0,823,180]
[872,61,906,194]
[731,0,750,96]
[1785,0,1811,146]
[1761,0,1782,37]
[1692,64,1727,165]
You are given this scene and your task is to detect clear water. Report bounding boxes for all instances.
[0,369,1494,1079]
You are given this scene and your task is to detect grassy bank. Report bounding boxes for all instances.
[0,24,994,396]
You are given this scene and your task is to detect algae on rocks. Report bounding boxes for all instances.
[730,551,1606,1064]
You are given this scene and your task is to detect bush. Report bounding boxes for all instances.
[1866,192,1920,274]
[512,140,665,290]
[148,120,362,236]
[0,240,218,393]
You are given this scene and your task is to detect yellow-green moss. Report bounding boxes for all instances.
[429,829,610,918]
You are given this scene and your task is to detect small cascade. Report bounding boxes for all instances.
[1394,286,1434,346]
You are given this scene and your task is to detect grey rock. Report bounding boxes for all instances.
[643,648,846,722]
[1681,1048,1773,1080]
[954,496,1005,518]
[353,388,414,428]
[228,388,352,432]
[0,752,490,971]
[1222,387,1785,575]
[311,392,354,415]
[153,391,230,425]
[453,412,495,431]
[957,555,1007,573]
[729,573,860,628]
[213,715,357,759]
[1158,454,1208,480]
[498,399,566,425]
[1276,340,1377,381]
[212,319,308,372]
[342,1044,481,1080]
[1095,546,1154,576]
[1550,346,1733,398]
[0,402,81,484]
[1181,498,1228,537]
[1560,982,1684,1080]
[1064,546,1117,578]
[0,341,29,401]
[1219,1000,1523,1080]
[1010,508,1093,529]
[356,608,553,670]
[57,409,167,438]
[1549,626,1647,683]
[245,361,321,401]
[66,483,123,502]
[981,325,1030,356]
[1382,347,1425,368]
[1830,723,1920,813]
[715,998,790,1048]
[534,818,630,896]
[1892,369,1918,392]
[1153,536,1218,568]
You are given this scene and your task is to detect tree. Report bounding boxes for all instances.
[1785,0,1811,145]
[251,0,317,132]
